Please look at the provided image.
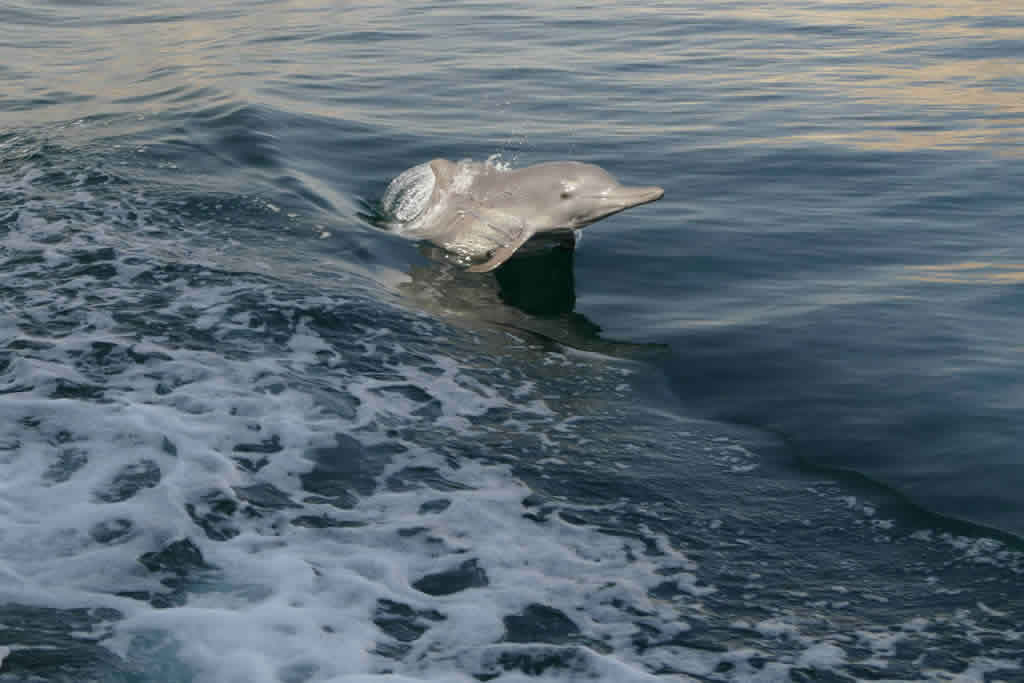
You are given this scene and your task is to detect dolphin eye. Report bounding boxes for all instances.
[560,191,571,199]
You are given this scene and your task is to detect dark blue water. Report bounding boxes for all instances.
[2,1,1023,681]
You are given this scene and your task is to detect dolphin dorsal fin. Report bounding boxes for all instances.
[428,159,456,199]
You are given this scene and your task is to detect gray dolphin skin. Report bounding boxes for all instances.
[380,159,664,272]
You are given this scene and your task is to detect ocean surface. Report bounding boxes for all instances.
[2,1,1023,681]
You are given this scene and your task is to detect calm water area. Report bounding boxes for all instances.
[1,1,1023,681]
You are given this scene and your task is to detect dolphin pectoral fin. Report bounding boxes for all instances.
[466,244,524,273]
[466,223,536,273]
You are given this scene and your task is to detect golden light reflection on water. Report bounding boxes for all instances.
[700,0,1024,154]
[903,261,1024,284]
[729,53,1024,154]
[1,0,1022,154]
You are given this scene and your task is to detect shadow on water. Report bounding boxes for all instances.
[398,238,667,359]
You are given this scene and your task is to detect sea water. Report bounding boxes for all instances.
[1,1,1023,681]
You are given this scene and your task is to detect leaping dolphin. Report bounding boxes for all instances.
[378,159,664,272]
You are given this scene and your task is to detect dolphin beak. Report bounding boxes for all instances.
[608,185,665,209]
[574,184,665,229]
[632,186,665,205]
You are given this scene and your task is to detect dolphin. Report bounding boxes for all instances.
[379,159,664,272]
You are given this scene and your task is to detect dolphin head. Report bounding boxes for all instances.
[523,162,664,233]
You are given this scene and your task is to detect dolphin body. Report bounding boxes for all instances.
[380,159,664,272]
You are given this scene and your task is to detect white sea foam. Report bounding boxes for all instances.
[0,165,698,679]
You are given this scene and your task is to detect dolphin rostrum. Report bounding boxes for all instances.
[379,159,664,272]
